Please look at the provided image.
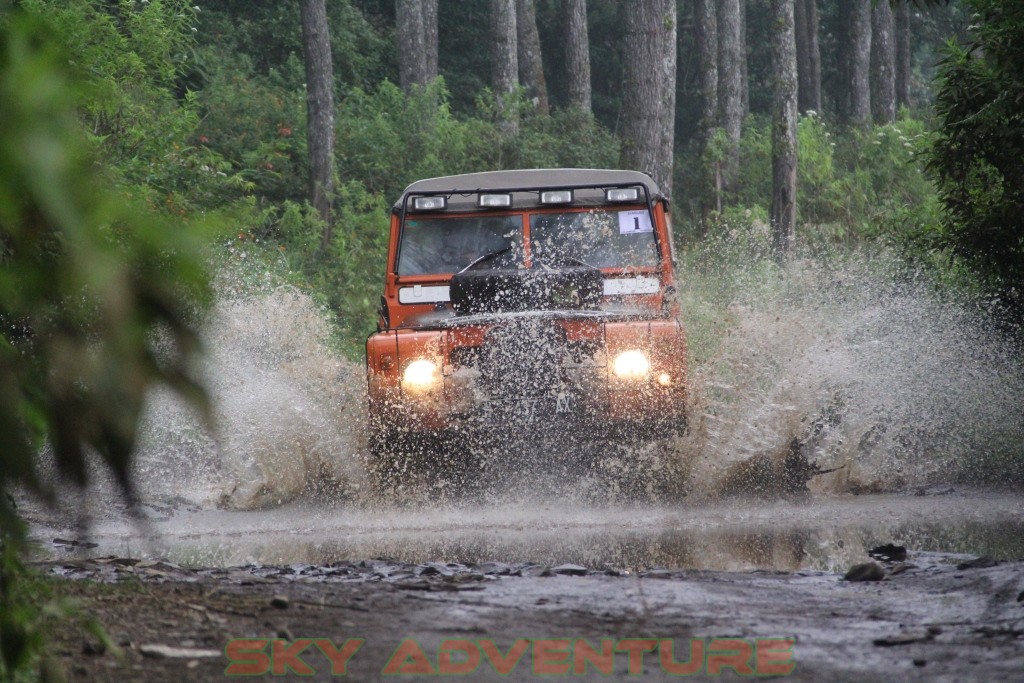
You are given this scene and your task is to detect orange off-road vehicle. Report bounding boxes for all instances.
[365,169,687,483]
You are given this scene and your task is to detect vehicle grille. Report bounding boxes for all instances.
[475,319,568,399]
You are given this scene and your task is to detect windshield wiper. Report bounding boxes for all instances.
[536,254,599,271]
[458,247,511,273]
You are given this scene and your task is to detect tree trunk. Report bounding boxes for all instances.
[696,0,718,134]
[516,0,549,115]
[848,0,872,124]
[491,0,519,134]
[770,0,798,262]
[836,2,851,116]
[396,0,427,91]
[564,0,592,115]
[300,0,335,245]
[658,0,677,200]
[696,0,720,219]
[620,0,676,199]
[423,0,438,83]
[895,0,911,109]
[795,0,821,113]
[717,0,744,194]
[871,0,896,123]
[739,0,749,117]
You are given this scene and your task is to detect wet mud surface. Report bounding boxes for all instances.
[42,552,1024,682]
[30,490,1024,682]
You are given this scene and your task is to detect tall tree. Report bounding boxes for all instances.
[696,0,720,214]
[929,0,1024,305]
[871,0,897,123]
[696,0,719,134]
[848,0,873,124]
[423,0,439,81]
[491,0,519,134]
[895,0,912,109]
[770,0,798,261]
[718,0,744,193]
[564,0,592,114]
[658,0,677,198]
[621,0,677,198]
[396,0,438,91]
[795,0,821,113]
[300,0,335,243]
[739,0,749,117]
[516,0,549,114]
[396,0,426,91]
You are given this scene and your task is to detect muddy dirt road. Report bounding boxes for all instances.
[31,490,1024,682]
[39,550,1024,682]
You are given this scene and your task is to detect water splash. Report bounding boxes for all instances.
[127,249,1024,512]
[678,253,1024,497]
[134,265,368,510]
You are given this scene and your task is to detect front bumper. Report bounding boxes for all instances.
[367,318,687,439]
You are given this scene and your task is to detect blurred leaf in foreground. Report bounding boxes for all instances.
[0,12,212,540]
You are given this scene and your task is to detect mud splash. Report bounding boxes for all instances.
[122,249,1024,511]
[132,265,368,510]
[677,253,1024,497]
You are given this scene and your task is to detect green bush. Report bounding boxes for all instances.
[194,47,307,204]
[11,0,246,213]
[929,0,1024,308]
[335,79,495,201]
[677,113,942,263]
[505,106,621,171]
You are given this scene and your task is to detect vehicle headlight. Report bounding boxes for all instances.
[402,359,440,390]
[612,350,650,379]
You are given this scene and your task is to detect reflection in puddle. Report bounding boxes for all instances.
[30,493,1024,574]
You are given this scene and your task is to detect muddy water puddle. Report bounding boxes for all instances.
[30,491,1024,574]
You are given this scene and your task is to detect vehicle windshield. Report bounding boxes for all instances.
[398,215,522,276]
[530,209,658,269]
[397,208,659,276]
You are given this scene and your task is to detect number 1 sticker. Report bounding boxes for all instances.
[618,210,653,234]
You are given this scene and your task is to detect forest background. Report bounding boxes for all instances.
[8,0,1018,351]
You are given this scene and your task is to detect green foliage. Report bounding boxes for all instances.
[0,12,212,528]
[0,541,125,681]
[193,47,306,203]
[12,0,248,213]
[195,0,393,92]
[829,115,940,243]
[1,544,51,680]
[506,107,621,170]
[0,11,214,681]
[336,79,495,201]
[17,0,196,92]
[257,183,391,349]
[678,113,942,263]
[929,0,1024,307]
